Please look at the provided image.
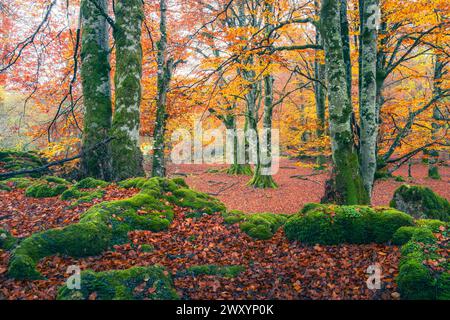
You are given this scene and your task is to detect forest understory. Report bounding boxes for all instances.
[0,159,447,300]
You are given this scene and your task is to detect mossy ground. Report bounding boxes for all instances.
[57,265,179,300]
[0,150,46,178]
[0,229,17,250]
[8,177,227,280]
[177,265,245,278]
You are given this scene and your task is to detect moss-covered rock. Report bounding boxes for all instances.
[239,213,287,240]
[396,224,449,300]
[0,150,46,179]
[0,229,17,250]
[57,265,179,300]
[25,181,68,198]
[222,211,287,240]
[2,177,35,189]
[392,226,436,245]
[177,265,245,278]
[284,204,414,245]
[74,177,109,189]
[390,185,450,222]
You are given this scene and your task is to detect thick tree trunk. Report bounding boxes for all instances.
[248,75,277,188]
[80,0,113,180]
[320,0,369,205]
[359,0,379,197]
[224,116,252,175]
[111,0,145,180]
[152,0,172,178]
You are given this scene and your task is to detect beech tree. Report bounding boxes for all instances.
[80,0,113,180]
[320,0,369,204]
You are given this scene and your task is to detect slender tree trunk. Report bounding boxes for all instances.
[110,0,145,180]
[428,54,446,179]
[314,0,326,137]
[320,0,369,205]
[359,0,379,197]
[225,115,252,175]
[249,74,277,188]
[80,0,113,180]
[152,0,173,177]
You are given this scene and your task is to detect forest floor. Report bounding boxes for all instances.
[0,159,448,300]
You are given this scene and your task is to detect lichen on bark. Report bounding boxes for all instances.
[320,0,369,205]
[80,0,113,180]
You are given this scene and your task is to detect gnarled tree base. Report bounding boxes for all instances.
[248,173,277,189]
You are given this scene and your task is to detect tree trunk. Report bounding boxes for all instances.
[314,0,326,137]
[359,0,379,197]
[320,0,369,205]
[79,0,113,180]
[428,54,447,179]
[111,0,145,180]
[152,0,173,178]
[248,75,277,188]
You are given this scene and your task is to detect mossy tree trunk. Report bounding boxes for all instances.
[152,0,173,178]
[314,0,326,137]
[359,0,379,197]
[80,0,113,180]
[428,54,447,179]
[248,74,277,188]
[320,0,369,205]
[110,0,145,180]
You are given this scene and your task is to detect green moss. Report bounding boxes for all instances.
[179,265,245,278]
[8,177,227,280]
[69,190,105,206]
[222,210,245,225]
[284,205,413,244]
[428,166,440,180]
[0,229,17,250]
[227,164,253,176]
[393,226,435,245]
[25,182,68,198]
[3,177,35,189]
[390,185,450,221]
[397,259,435,300]
[437,273,450,300]
[239,213,287,240]
[165,188,226,217]
[61,188,85,200]
[42,176,70,185]
[396,223,449,300]
[140,244,154,252]
[0,182,11,191]
[57,265,178,300]
[416,219,447,232]
[0,149,46,179]
[74,177,109,189]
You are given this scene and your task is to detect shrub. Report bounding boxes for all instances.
[57,265,179,300]
[390,185,450,221]
[284,205,413,245]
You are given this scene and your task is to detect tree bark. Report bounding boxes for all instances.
[80,0,113,180]
[359,0,379,197]
[314,0,326,137]
[152,0,173,178]
[320,0,369,205]
[111,0,145,180]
